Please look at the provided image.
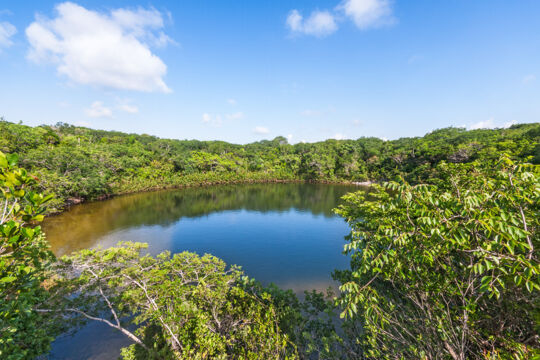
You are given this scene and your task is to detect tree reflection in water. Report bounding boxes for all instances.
[45,183,365,360]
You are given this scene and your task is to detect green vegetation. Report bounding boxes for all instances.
[0,119,538,212]
[0,152,57,358]
[41,183,357,256]
[335,158,539,358]
[50,243,291,359]
[0,120,539,359]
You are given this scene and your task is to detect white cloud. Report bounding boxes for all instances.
[522,74,536,84]
[203,111,243,124]
[226,111,244,120]
[85,101,113,118]
[253,126,270,135]
[468,118,495,130]
[26,2,171,92]
[286,9,338,37]
[503,120,517,129]
[201,113,211,123]
[287,134,293,143]
[468,118,518,130]
[110,7,174,48]
[333,133,346,140]
[352,119,362,126]
[0,21,16,50]
[286,10,303,32]
[115,98,139,113]
[286,0,393,37]
[118,104,139,114]
[201,113,222,126]
[112,98,139,113]
[337,0,394,29]
[227,98,237,105]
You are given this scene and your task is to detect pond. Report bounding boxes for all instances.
[42,183,361,359]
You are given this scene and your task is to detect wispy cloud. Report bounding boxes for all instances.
[202,110,243,125]
[502,120,517,128]
[85,101,113,118]
[201,113,222,126]
[26,2,171,92]
[468,118,517,130]
[286,0,394,37]
[118,104,139,114]
[253,126,270,135]
[116,98,139,114]
[286,10,338,37]
[468,118,495,130]
[0,21,16,50]
[227,98,237,105]
[337,0,394,29]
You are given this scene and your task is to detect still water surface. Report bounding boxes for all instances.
[43,183,360,359]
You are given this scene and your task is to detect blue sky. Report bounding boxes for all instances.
[0,1,538,143]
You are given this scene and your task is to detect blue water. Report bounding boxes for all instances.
[95,209,349,291]
[43,183,360,359]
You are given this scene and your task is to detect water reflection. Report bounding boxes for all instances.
[44,183,362,360]
[43,183,359,256]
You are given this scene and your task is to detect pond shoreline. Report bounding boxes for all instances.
[54,178,373,216]
[45,182,357,359]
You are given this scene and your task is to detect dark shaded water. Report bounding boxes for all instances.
[42,183,361,359]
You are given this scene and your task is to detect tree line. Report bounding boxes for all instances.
[0,120,538,359]
[0,119,538,212]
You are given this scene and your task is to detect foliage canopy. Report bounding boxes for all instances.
[0,151,56,359]
[0,119,539,359]
[335,158,539,359]
[49,242,293,359]
[0,120,538,211]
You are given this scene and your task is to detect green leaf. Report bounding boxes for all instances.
[6,153,18,166]
[0,276,17,283]
[0,152,7,168]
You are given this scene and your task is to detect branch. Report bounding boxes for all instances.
[36,308,147,349]
[123,274,183,352]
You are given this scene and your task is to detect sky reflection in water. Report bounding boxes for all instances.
[43,183,361,359]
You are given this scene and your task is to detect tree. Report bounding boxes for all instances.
[49,242,293,359]
[335,157,539,359]
[1,119,538,210]
[0,152,57,359]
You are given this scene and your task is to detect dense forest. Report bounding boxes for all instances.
[0,119,538,212]
[0,120,539,359]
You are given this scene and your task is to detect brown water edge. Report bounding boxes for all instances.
[52,177,371,216]
[43,182,361,359]
[42,182,366,257]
